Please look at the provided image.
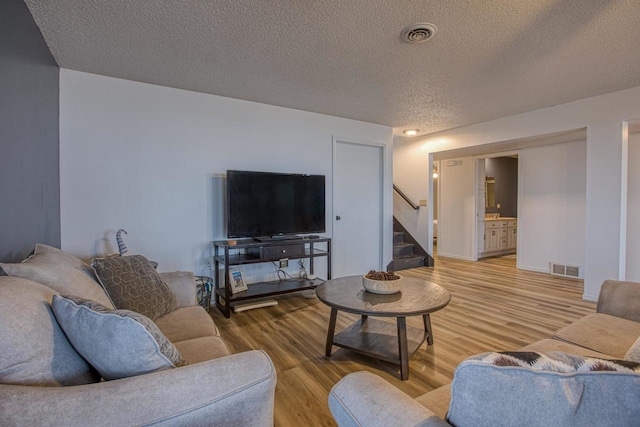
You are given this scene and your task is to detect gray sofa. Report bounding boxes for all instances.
[329,280,640,427]
[0,245,276,426]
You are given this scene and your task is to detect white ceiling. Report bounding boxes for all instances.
[24,0,640,137]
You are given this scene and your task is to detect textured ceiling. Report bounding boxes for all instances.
[24,0,640,136]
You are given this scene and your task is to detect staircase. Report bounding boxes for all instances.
[390,182,435,271]
[390,230,427,272]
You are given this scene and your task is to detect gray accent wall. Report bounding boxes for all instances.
[0,0,60,263]
[485,157,518,218]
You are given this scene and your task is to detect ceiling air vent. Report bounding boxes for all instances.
[401,23,437,44]
[549,262,582,279]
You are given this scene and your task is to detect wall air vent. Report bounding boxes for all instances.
[549,262,582,279]
[401,23,437,44]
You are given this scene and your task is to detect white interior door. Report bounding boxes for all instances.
[438,157,475,260]
[333,139,383,277]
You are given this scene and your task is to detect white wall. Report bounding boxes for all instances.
[518,141,586,273]
[59,70,393,280]
[626,131,640,281]
[583,122,627,300]
[393,84,640,300]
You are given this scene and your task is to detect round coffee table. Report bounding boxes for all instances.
[316,275,451,380]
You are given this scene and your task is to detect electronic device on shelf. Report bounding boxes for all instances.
[226,170,326,239]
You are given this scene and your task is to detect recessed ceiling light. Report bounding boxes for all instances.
[401,23,437,44]
[403,129,419,136]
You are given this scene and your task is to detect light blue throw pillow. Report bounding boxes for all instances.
[52,295,186,381]
[447,351,640,427]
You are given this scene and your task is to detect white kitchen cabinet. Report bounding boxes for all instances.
[484,220,507,252]
[507,224,517,249]
[482,218,516,255]
[499,227,508,250]
[485,227,501,252]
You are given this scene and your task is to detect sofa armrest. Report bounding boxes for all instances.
[0,350,275,426]
[329,372,451,427]
[597,280,640,322]
[159,271,197,307]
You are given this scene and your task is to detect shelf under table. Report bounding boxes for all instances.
[217,278,322,302]
[332,318,427,365]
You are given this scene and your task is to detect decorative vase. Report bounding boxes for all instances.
[116,229,129,256]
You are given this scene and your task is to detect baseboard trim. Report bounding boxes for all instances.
[437,252,475,261]
[516,264,549,274]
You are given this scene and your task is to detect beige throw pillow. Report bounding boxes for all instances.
[52,295,186,381]
[91,255,178,320]
[0,277,99,386]
[34,243,96,279]
[0,245,114,309]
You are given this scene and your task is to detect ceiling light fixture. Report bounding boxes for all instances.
[403,129,419,136]
[401,23,437,44]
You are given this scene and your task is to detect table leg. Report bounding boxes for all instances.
[325,308,338,357]
[423,314,434,345]
[397,317,409,380]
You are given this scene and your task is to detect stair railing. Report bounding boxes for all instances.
[393,184,420,210]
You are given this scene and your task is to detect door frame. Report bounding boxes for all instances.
[473,157,486,261]
[427,155,437,256]
[332,136,387,272]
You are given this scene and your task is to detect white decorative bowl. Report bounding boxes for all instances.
[362,274,403,294]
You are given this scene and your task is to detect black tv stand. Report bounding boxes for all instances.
[213,237,331,318]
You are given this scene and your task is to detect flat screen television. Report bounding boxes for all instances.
[226,170,326,239]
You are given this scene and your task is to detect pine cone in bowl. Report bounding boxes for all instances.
[362,270,403,294]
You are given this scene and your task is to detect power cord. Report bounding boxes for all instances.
[271,261,298,281]
[298,259,308,279]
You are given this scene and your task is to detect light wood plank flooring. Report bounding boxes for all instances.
[210,253,596,427]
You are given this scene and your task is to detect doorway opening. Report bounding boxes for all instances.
[431,127,587,275]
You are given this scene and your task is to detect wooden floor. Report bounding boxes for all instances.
[211,252,596,427]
